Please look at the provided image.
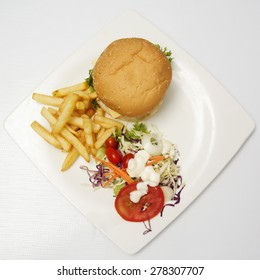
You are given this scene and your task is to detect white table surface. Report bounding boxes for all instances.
[0,0,259,260]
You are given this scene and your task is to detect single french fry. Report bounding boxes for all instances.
[32,93,63,107]
[42,110,72,151]
[41,107,57,126]
[61,147,79,171]
[94,115,124,130]
[90,147,97,156]
[95,107,105,116]
[94,127,115,149]
[96,127,106,139]
[97,99,122,119]
[65,124,79,136]
[83,118,94,147]
[61,128,90,162]
[31,121,60,148]
[54,134,72,152]
[75,101,86,111]
[47,107,58,115]
[74,90,91,100]
[92,122,101,133]
[88,91,97,99]
[68,116,83,128]
[52,93,79,134]
[52,82,87,97]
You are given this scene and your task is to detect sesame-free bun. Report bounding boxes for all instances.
[93,38,172,119]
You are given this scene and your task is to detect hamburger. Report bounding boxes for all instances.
[92,38,172,120]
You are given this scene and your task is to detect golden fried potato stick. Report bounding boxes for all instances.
[61,129,90,162]
[73,90,91,100]
[41,107,57,125]
[61,147,79,171]
[67,116,101,133]
[94,127,115,149]
[54,133,72,152]
[75,101,86,111]
[32,93,63,107]
[83,117,94,148]
[52,93,79,134]
[31,121,61,149]
[94,115,124,130]
[52,82,87,97]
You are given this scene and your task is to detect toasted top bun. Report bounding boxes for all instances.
[93,38,172,119]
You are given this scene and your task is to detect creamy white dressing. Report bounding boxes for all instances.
[130,190,144,203]
[140,165,160,186]
[126,150,161,203]
[126,150,149,178]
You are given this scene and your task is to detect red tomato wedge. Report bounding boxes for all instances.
[106,147,121,164]
[121,153,134,169]
[115,182,164,222]
[105,137,118,149]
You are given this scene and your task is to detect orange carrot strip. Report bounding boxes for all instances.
[103,172,114,177]
[149,155,166,161]
[103,173,118,187]
[93,155,134,184]
[146,155,167,166]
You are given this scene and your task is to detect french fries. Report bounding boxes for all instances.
[31,81,125,171]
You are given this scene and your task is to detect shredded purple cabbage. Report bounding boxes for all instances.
[80,164,110,188]
[143,220,152,235]
[160,184,185,217]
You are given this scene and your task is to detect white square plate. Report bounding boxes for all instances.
[4,10,255,254]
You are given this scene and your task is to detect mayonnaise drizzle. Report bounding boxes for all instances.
[126,150,161,203]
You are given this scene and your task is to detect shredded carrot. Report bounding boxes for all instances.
[93,155,134,184]
[103,173,118,187]
[103,172,114,177]
[146,155,167,166]
[149,155,166,161]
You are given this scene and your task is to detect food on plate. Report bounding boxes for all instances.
[31,38,182,230]
[81,122,184,226]
[92,38,173,120]
[31,81,124,171]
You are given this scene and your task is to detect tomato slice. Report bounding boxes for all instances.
[115,182,164,222]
